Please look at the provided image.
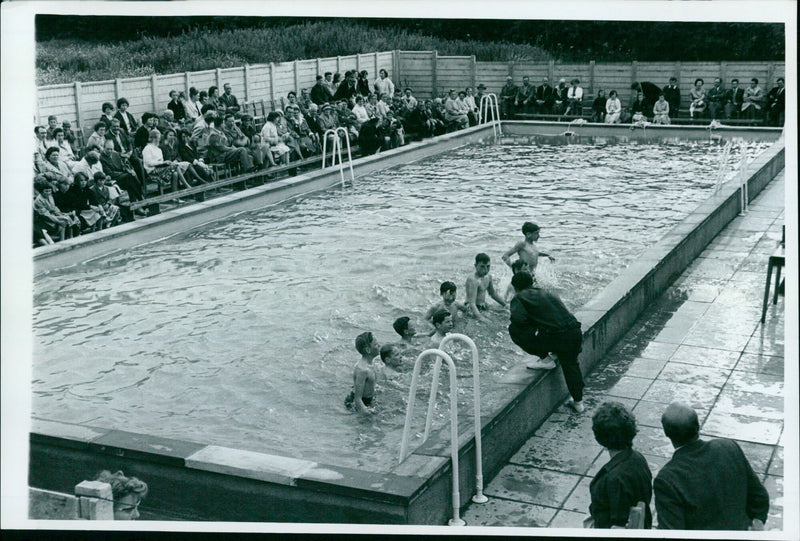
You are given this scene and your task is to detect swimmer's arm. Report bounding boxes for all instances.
[501,242,524,267]
[424,304,438,322]
[539,250,556,262]
[487,277,507,307]
[465,276,489,322]
[455,301,469,313]
[353,369,370,414]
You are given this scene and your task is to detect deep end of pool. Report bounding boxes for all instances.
[29,124,785,524]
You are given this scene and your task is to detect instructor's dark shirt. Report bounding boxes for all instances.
[510,286,579,334]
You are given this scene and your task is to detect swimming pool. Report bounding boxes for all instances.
[32,138,770,473]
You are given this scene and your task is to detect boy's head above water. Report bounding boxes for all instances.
[440,281,457,303]
[432,310,454,333]
[392,316,416,339]
[522,221,540,240]
[355,332,378,356]
[380,344,400,367]
[511,259,531,274]
[474,253,491,276]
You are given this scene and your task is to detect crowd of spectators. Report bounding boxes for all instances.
[499,75,785,126]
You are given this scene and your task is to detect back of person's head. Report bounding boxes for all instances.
[93,171,107,183]
[148,129,161,143]
[432,309,450,327]
[392,316,411,337]
[379,344,394,363]
[224,113,235,122]
[34,178,51,193]
[355,331,374,355]
[85,151,100,164]
[102,102,114,113]
[73,172,89,184]
[200,104,215,115]
[510,259,527,274]
[522,221,539,235]
[475,253,490,265]
[267,111,280,122]
[592,401,637,450]
[440,281,457,295]
[661,402,699,446]
[189,87,198,97]
[104,139,115,150]
[511,271,534,292]
[94,470,148,513]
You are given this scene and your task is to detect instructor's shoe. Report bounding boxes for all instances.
[566,399,585,413]
[526,356,557,370]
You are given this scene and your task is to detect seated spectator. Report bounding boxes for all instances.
[165,90,184,123]
[334,101,359,143]
[554,78,569,114]
[261,111,291,164]
[41,146,74,185]
[533,77,556,115]
[191,107,216,142]
[45,115,60,142]
[157,110,180,136]
[605,90,622,123]
[589,402,653,529]
[219,83,241,116]
[182,87,201,121]
[421,99,445,135]
[630,81,661,117]
[311,75,330,105]
[100,139,145,204]
[631,91,647,122]
[240,114,277,167]
[430,98,449,131]
[351,95,370,126]
[741,78,765,121]
[724,79,744,119]
[356,117,387,155]
[72,150,105,181]
[85,122,108,153]
[93,470,148,521]
[332,72,342,90]
[565,78,584,117]
[61,121,78,155]
[662,77,681,119]
[52,178,83,234]
[592,89,607,123]
[50,127,78,166]
[142,129,191,191]
[689,78,706,119]
[515,76,535,115]
[766,77,785,127]
[275,110,306,160]
[652,93,671,125]
[357,70,371,97]
[401,88,418,113]
[90,172,122,227]
[99,102,116,131]
[134,113,159,152]
[207,86,221,110]
[363,93,378,119]
[374,69,395,98]
[455,90,475,126]
[34,126,49,173]
[444,89,469,130]
[375,94,392,120]
[220,114,268,169]
[206,129,254,173]
[198,90,209,108]
[105,118,132,156]
[286,105,320,156]
[160,128,214,184]
[67,172,106,232]
[463,87,478,123]
[333,71,359,103]
[114,98,139,136]
[314,103,341,144]
[500,76,519,118]
[706,78,725,120]
[322,72,336,99]
[33,177,78,241]
[298,88,313,114]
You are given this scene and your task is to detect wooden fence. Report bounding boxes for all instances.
[36,50,397,129]
[36,50,784,129]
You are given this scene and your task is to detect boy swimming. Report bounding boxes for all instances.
[465,253,507,323]
[392,316,417,343]
[344,331,380,415]
[425,281,468,323]
[502,222,555,272]
[379,344,403,377]
[429,309,454,348]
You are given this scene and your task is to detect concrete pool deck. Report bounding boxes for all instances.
[463,171,787,530]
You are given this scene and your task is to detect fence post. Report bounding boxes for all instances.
[471,55,477,89]
[294,60,299,95]
[719,62,726,85]
[508,60,514,79]
[631,60,638,87]
[356,54,361,73]
[432,50,438,98]
[216,67,222,90]
[766,62,775,91]
[74,81,83,128]
[244,65,250,102]
[547,60,555,84]
[316,57,321,76]
[589,60,595,96]
[150,74,158,113]
[393,50,400,83]
[374,51,379,78]
[184,71,191,98]
[674,61,681,85]
[269,62,275,110]
[336,55,341,74]
[114,78,122,102]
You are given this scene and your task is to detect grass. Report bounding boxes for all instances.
[36,21,552,85]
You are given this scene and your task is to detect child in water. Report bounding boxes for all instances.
[425,281,468,323]
[344,331,380,415]
[429,309,454,348]
[505,259,533,302]
[502,222,555,274]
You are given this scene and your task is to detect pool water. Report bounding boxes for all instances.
[32,139,769,472]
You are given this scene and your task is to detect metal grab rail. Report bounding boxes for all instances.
[478,93,502,137]
[737,144,750,214]
[321,127,355,188]
[561,117,588,137]
[714,141,732,194]
[399,349,465,526]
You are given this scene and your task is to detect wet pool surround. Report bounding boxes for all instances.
[29,122,784,523]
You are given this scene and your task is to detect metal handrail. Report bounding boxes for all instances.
[321,127,355,188]
[399,349,465,526]
[714,141,732,194]
[479,93,502,137]
[561,117,588,137]
[737,145,749,214]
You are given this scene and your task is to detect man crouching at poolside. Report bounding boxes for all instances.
[345,332,380,415]
[466,253,507,323]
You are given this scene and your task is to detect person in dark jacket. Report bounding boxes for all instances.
[333,71,359,103]
[508,271,585,412]
[654,402,770,530]
[766,77,785,127]
[631,81,661,116]
[662,77,681,119]
[589,402,653,529]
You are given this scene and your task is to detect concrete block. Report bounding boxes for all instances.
[185,445,316,486]
[78,496,114,520]
[74,480,112,500]
[29,487,80,520]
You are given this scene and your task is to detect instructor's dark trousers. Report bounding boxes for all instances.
[509,323,585,402]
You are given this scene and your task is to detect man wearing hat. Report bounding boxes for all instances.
[500,76,518,119]
[475,83,488,110]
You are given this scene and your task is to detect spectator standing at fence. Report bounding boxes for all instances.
[45,115,60,142]
[515,76,535,115]
[114,98,139,137]
[662,77,681,119]
[218,83,240,116]
[589,402,653,529]
[321,72,336,99]
[766,77,785,127]
[652,94,670,125]
[565,78,584,117]
[100,139,145,204]
[724,79,744,119]
[688,79,706,119]
[654,402,769,530]
[591,89,607,123]
[357,70,371,97]
[99,102,116,131]
[706,78,725,120]
[374,69,395,99]
[333,71,359,103]
[500,76,518,119]
[605,90,622,123]
[741,78,765,122]
[94,470,148,521]
[332,72,342,91]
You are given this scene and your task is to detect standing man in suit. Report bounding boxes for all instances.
[662,77,681,119]
[654,402,769,530]
[724,78,745,120]
[766,77,785,127]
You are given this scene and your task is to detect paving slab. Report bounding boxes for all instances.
[483,465,582,508]
[642,379,721,410]
[462,497,557,527]
[768,445,784,477]
[509,436,603,476]
[548,509,589,528]
[724,370,784,397]
[656,362,732,389]
[712,389,784,421]
[623,357,669,379]
[702,410,783,445]
[668,344,742,369]
[561,476,593,513]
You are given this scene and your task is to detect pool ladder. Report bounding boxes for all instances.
[399,333,487,526]
[479,93,502,138]
[321,127,355,188]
